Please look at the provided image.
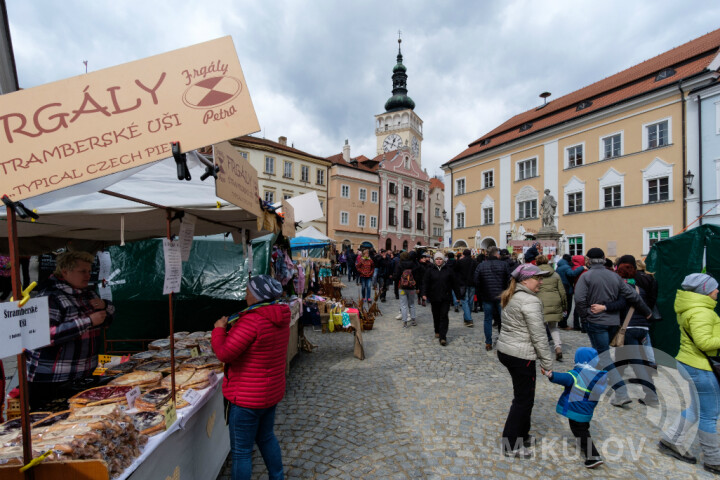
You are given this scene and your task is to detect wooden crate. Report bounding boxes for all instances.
[6,398,20,420]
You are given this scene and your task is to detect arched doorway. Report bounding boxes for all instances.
[385,238,392,251]
[481,237,497,250]
[342,239,351,251]
[453,239,468,248]
[402,240,408,251]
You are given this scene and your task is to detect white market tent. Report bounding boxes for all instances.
[294,225,333,242]
[0,152,273,254]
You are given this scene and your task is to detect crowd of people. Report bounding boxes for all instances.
[327,242,720,474]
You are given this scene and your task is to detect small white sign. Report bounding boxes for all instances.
[162,239,183,295]
[0,297,51,357]
[178,214,196,262]
[126,386,141,409]
[182,388,202,405]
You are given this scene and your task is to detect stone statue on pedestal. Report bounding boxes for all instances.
[540,189,557,231]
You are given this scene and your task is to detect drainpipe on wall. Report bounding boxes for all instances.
[698,94,703,226]
[680,81,687,229]
[448,164,453,248]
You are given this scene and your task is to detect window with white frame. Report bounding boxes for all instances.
[237,150,249,159]
[563,176,586,214]
[483,207,494,225]
[359,188,367,202]
[283,193,292,200]
[648,177,669,203]
[517,200,537,219]
[603,185,622,208]
[264,190,274,203]
[645,119,669,149]
[517,158,538,180]
[316,169,325,185]
[283,161,293,178]
[516,186,538,220]
[456,211,465,228]
[435,207,441,218]
[300,165,309,182]
[567,144,584,168]
[264,156,275,174]
[598,168,625,209]
[483,170,494,188]
[358,214,366,227]
[340,211,349,225]
[341,185,350,198]
[645,227,671,252]
[567,192,583,213]
[371,191,378,203]
[601,133,622,159]
[568,235,584,256]
[370,216,377,228]
[456,178,466,195]
[642,158,673,204]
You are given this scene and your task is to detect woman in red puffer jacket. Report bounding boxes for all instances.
[212,275,290,480]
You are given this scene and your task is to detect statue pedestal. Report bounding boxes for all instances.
[536,227,561,242]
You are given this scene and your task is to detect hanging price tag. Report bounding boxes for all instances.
[191,347,199,358]
[164,402,177,429]
[126,386,141,409]
[182,388,201,405]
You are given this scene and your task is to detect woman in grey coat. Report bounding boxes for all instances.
[496,264,554,458]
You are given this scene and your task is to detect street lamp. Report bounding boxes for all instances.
[442,209,447,221]
[684,170,695,195]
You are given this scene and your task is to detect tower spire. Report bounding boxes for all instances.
[384,31,415,112]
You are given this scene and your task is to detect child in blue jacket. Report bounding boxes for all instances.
[543,347,608,468]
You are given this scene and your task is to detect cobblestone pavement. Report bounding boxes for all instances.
[217,282,716,479]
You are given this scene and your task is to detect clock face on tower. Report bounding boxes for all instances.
[411,136,419,157]
[383,134,403,152]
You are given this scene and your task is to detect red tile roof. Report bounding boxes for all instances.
[446,28,720,165]
[231,135,329,163]
[430,178,445,191]
[326,153,379,173]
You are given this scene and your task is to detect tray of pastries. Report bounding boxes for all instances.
[108,371,162,389]
[134,387,189,411]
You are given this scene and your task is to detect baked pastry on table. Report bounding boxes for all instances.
[154,348,193,361]
[174,338,199,350]
[105,360,140,375]
[68,385,135,409]
[134,387,189,411]
[160,368,213,390]
[131,350,156,361]
[148,338,171,350]
[129,410,166,436]
[186,331,207,339]
[108,371,162,390]
[0,413,51,434]
[133,360,180,374]
[31,410,72,428]
[180,354,222,373]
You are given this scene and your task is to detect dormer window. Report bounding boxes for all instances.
[576,100,593,111]
[404,157,410,169]
[655,68,676,82]
[480,139,491,146]
[519,122,533,132]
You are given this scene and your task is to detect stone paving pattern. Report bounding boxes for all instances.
[217,282,716,479]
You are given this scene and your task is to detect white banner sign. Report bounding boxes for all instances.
[0,297,51,357]
[163,238,183,294]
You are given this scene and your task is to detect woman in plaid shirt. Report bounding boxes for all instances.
[26,251,114,410]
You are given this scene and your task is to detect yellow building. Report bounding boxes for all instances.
[230,135,330,234]
[326,140,380,250]
[443,29,720,259]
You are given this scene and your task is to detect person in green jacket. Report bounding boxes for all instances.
[536,255,567,361]
[659,273,720,474]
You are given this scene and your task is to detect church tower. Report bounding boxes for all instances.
[375,35,424,167]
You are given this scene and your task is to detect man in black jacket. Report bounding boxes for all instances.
[474,246,511,350]
[455,249,477,327]
[422,252,461,346]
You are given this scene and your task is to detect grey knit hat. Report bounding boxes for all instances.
[681,273,719,296]
[247,275,283,302]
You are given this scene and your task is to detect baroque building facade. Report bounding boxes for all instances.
[443,29,720,258]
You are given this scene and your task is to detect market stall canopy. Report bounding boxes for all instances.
[290,236,332,250]
[0,151,270,254]
[294,226,333,242]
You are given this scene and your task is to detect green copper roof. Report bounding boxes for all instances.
[384,39,414,112]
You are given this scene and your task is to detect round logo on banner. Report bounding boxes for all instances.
[182,76,243,109]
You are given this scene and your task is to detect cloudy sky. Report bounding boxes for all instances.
[6,0,720,178]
